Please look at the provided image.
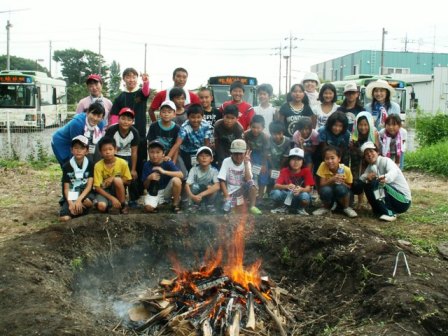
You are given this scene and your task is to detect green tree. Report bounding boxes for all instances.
[0,55,48,74]
[109,60,121,100]
[53,48,109,85]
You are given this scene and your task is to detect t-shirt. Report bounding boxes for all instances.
[76,96,113,127]
[316,163,353,184]
[213,119,244,164]
[219,101,254,130]
[269,136,291,170]
[279,103,314,138]
[203,107,222,129]
[146,121,180,154]
[110,89,149,138]
[93,157,132,188]
[105,124,140,157]
[174,111,188,127]
[179,120,213,154]
[254,104,276,135]
[218,157,253,195]
[150,88,200,110]
[243,130,270,154]
[293,129,319,150]
[276,167,315,187]
[141,160,180,190]
[61,157,94,197]
[313,103,339,129]
[186,165,219,186]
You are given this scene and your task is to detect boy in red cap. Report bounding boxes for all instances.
[105,107,141,207]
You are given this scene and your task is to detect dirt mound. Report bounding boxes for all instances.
[0,213,447,335]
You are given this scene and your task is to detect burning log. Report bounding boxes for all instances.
[135,304,175,332]
[202,319,213,336]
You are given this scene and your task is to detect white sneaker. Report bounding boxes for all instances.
[313,207,329,216]
[380,214,397,222]
[296,208,310,216]
[271,206,288,214]
[343,207,358,218]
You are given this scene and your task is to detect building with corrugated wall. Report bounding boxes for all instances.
[311,50,448,82]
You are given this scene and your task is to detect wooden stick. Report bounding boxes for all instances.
[135,304,174,332]
[226,310,240,336]
[245,292,256,330]
[249,283,287,336]
[202,319,213,336]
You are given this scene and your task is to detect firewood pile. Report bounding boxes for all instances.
[114,266,299,335]
[113,215,300,335]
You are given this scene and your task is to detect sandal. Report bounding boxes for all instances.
[172,204,181,214]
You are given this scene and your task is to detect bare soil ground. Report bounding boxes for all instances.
[0,167,447,335]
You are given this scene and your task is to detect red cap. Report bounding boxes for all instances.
[119,107,135,117]
[86,74,102,84]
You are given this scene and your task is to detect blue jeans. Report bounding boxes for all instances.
[270,189,311,209]
[190,183,216,205]
[318,184,349,205]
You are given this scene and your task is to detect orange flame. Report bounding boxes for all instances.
[223,213,261,290]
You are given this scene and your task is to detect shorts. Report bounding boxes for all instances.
[144,178,174,208]
[95,186,116,208]
[59,192,95,217]
[229,180,256,207]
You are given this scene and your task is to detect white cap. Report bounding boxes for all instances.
[230,139,247,153]
[288,147,304,158]
[360,141,377,153]
[160,100,176,111]
[196,146,213,158]
[71,135,89,147]
[301,72,320,86]
[344,81,358,93]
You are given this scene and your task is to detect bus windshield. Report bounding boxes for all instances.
[0,84,35,108]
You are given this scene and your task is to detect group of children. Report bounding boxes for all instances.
[56,71,410,222]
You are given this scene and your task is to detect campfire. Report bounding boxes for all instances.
[114,214,298,335]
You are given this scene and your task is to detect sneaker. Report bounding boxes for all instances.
[330,202,338,211]
[206,204,217,214]
[313,207,330,216]
[343,207,358,218]
[271,206,288,214]
[128,200,139,209]
[250,206,262,215]
[296,208,310,216]
[189,204,200,214]
[120,206,129,215]
[379,214,397,222]
[223,199,232,213]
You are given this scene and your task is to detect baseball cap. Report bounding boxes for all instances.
[71,135,89,147]
[196,146,213,158]
[344,81,358,93]
[288,147,304,158]
[160,100,176,111]
[147,140,165,151]
[118,107,135,117]
[86,74,102,84]
[230,139,247,153]
[360,141,377,153]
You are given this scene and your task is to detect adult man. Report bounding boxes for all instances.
[76,74,112,127]
[148,67,200,122]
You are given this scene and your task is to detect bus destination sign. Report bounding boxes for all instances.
[0,75,32,84]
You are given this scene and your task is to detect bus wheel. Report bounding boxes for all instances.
[38,114,46,130]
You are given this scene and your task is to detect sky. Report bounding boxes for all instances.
[1,0,447,95]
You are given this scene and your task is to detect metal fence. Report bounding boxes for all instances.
[0,118,60,161]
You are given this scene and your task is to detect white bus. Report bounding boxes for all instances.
[0,70,67,130]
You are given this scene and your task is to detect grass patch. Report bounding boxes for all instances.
[381,190,448,254]
[405,140,448,176]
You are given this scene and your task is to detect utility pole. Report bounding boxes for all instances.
[6,20,12,70]
[284,55,290,94]
[285,33,300,87]
[98,25,102,74]
[381,27,387,75]
[49,40,52,77]
[272,44,284,96]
